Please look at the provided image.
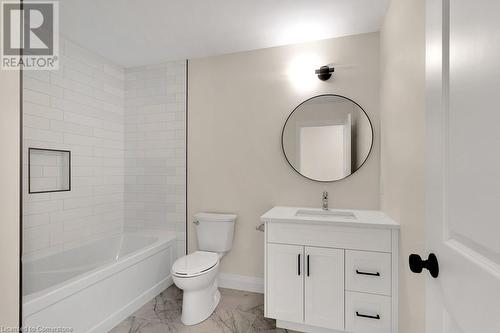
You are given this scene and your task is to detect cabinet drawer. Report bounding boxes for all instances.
[267,222,392,252]
[345,291,391,333]
[345,250,392,296]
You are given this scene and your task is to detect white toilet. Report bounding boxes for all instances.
[172,212,237,325]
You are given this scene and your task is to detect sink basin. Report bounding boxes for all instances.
[295,209,357,219]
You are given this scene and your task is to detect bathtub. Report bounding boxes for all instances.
[23,231,177,333]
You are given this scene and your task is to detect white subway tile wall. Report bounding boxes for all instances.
[124,62,187,257]
[23,38,186,258]
[23,38,126,256]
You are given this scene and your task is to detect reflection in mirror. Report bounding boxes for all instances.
[282,95,373,182]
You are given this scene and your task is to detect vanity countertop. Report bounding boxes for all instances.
[260,206,400,229]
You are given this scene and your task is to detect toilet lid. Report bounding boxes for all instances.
[172,251,219,276]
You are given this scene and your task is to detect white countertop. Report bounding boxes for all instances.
[260,206,400,229]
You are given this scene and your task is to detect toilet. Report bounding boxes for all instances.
[172,212,237,325]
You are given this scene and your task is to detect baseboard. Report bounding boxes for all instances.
[89,276,173,333]
[218,273,264,294]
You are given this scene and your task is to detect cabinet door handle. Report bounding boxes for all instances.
[298,254,301,276]
[356,311,380,320]
[307,255,310,276]
[356,269,380,277]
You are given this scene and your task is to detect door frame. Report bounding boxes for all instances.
[425,0,458,330]
[0,27,23,332]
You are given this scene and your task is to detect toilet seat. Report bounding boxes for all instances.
[172,251,219,277]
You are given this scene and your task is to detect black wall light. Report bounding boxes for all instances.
[315,65,335,81]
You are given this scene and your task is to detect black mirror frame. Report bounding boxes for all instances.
[281,94,374,183]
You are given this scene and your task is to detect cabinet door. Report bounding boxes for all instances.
[266,243,304,323]
[304,246,344,330]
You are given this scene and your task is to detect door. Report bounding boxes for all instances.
[299,124,346,180]
[304,246,344,330]
[343,114,352,175]
[426,1,500,332]
[266,243,304,322]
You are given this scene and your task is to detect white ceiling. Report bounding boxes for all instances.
[60,0,389,68]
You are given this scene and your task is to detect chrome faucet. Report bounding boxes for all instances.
[322,191,329,210]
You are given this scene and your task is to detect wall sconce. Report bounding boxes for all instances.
[315,65,335,81]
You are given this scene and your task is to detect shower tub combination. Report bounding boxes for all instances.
[23,231,177,332]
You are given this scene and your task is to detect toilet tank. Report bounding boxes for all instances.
[194,212,237,253]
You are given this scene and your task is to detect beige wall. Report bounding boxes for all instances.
[380,1,426,333]
[188,33,380,278]
[0,69,21,325]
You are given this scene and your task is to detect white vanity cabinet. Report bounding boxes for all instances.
[261,207,399,333]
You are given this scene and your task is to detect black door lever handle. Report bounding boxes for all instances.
[409,253,439,278]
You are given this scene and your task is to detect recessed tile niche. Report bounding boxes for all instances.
[28,148,71,194]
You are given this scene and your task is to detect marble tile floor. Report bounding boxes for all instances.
[110,285,301,333]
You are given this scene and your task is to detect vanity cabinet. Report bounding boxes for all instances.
[261,207,399,333]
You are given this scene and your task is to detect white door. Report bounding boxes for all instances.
[266,243,304,322]
[304,246,344,330]
[343,114,352,175]
[299,124,346,180]
[426,1,500,332]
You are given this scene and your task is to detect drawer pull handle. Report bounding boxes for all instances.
[356,269,380,277]
[356,311,380,320]
[298,254,301,276]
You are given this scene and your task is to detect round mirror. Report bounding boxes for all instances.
[281,94,373,182]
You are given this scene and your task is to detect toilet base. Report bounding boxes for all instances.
[180,281,221,325]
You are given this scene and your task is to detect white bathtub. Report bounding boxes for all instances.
[23,231,177,333]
